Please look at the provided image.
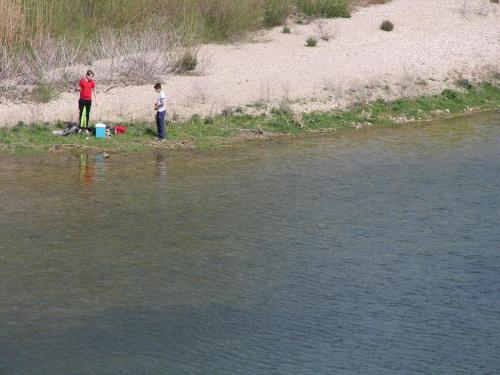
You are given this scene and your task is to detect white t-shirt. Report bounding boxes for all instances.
[156,91,166,112]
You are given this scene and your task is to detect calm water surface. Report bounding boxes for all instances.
[1,112,499,374]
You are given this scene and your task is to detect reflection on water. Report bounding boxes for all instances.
[155,152,167,184]
[1,112,500,374]
[79,153,106,186]
[94,153,106,182]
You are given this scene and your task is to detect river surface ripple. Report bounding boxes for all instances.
[1,112,499,374]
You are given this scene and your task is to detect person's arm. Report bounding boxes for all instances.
[92,85,97,105]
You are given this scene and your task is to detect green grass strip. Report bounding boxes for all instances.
[1,82,499,154]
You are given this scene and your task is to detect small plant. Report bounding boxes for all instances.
[316,20,334,41]
[380,20,394,31]
[189,114,202,124]
[456,78,473,90]
[32,83,56,103]
[282,26,291,34]
[271,100,293,117]
[305,36,318,47]
[180,52,198,72]
[222,106,244,117]
[491,0,499,4]
[221,107,233,117]
[174,48,198,73]
[246,101,267,109]
[441,89,459,100]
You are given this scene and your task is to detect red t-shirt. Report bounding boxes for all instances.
[79,79,95,101]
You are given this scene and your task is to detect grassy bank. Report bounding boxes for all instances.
[1,82,498,154]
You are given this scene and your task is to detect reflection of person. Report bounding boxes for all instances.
[79,154,94,185]
[76,70,96,130]
[155,152,167,180]
[154,82,166,141]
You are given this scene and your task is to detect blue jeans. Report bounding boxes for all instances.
[156,111,166,139]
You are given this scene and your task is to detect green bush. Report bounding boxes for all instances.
[455,78,472,90]
[32,83,56,103]
[175,50,198,73]
[264,0,290,27]
[297,0,350,18]
[441,89,459,100]
[282,26,291,34]
[306,36,317,47]
[380,20,394,31]
[197,0,263,40]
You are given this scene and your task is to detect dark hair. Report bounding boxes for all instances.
[154,83,161,90]
[86,69,94,77]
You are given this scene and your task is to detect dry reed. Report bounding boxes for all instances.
[0,0,353,89]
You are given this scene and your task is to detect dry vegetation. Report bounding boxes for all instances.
[0,0,359,94]
[0,0,356,47]
[350,0,391,7]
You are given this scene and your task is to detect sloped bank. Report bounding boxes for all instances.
[0,82,499,154]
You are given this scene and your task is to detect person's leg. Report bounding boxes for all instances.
[158,111,165,139]
[156,112,161,138]
[79,99,86,128]
[85,101,92,128]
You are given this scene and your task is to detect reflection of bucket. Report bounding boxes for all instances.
[95,123,106,138]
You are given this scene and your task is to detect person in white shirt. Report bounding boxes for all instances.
[154,82,167,140]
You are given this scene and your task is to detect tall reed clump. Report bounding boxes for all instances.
[0,0,26,46]
[1,0,351,47]
[264,0,292,27]
[296,0,350,18]
[0,0,352,91]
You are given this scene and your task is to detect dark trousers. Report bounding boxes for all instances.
[156,111,166,139]
[79,99,92,128]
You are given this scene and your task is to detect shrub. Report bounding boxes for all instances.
[197,0,263,40]
[264,0,290,27]
[479,81,494,91]
[316,20,333,41]
[282,26,291,34]
[380,20,394,31]
[32,83,56,103]
[455,78,473,90]
[174,49,198,73]
[491,0,499,4]
[306,36,317,47]
[189,114,202,124]
[297,0,350,18]
[441,89,459,100]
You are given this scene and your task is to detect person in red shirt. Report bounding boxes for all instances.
[76,69,96,130]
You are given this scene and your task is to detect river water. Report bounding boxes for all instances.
[1,112,499,374]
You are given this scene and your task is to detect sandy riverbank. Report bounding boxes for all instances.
[0,0,498,127]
